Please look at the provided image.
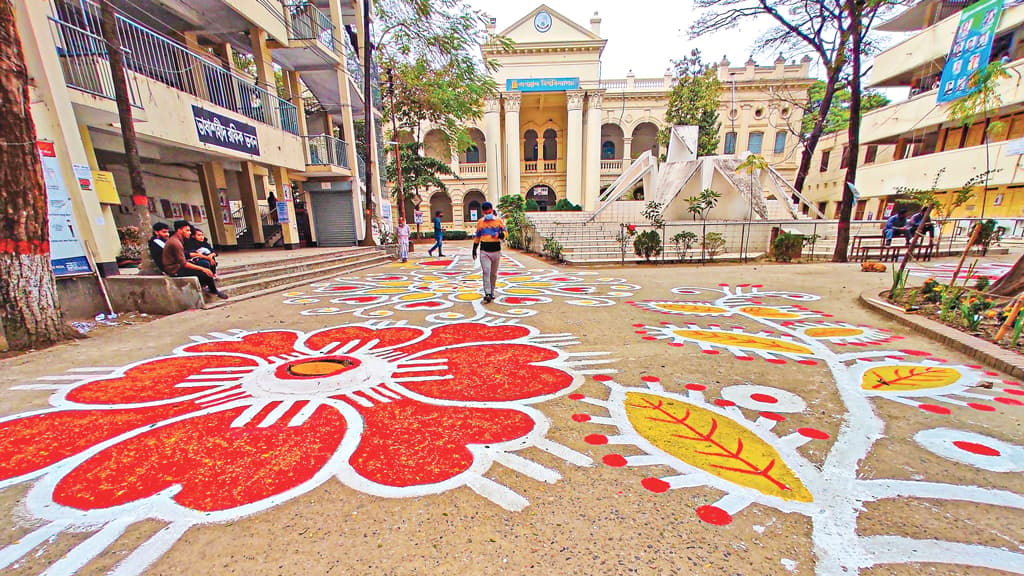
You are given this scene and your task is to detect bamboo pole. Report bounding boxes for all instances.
[995,296,1023,342]
[949,223,982,288]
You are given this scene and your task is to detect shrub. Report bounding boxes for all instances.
[525,198,540,211]
[642,201,665,227]
[553,198,581,211]
[772,232,803,262]
[443,230,468,241]
[975,276,991,291]
[498,195,526,249]
[633,229,662,262]
[542,235,564,262]
[117,226,143,259]
[671,231,698,261]
[703,232,726,260]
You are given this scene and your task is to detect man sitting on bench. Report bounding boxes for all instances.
[907,206,935,243]
[163,220,228,299]
[883,208,910,246]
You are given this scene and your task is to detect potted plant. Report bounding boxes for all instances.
[116,225,144,268]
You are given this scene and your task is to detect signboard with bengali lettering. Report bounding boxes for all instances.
[505,77,579,92]
[936,0,1003,104]
[192,105,261,155]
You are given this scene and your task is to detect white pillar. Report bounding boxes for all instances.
[503,92,522,198]
[623,137,633,168]
[566,90,585,206]
[584,90,603,210]
[483,96,502,201]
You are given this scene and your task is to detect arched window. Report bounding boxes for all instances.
[748,132,764,154]
[523,130,538,161]
[602,140,616,159]
[724,132,737,154]
[543,129,558,160]
[465,145,480,163]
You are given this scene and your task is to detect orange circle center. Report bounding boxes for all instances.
[287,359,356,377]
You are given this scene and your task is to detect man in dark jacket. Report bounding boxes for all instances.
[148,222,170,273]
[163,220,227,299]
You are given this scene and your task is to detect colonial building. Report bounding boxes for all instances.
[18,0,382,278]
[413,5,815,229]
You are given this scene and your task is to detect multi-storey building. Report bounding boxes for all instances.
[18,0,382,279]
[412,5,814,229]
[853,0,1024,227]
[802,130,897,220]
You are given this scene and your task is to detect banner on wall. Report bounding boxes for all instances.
[92,171,119,204]
[936,0,1004,104]
[276,201,290,224]
[38,143,92,276]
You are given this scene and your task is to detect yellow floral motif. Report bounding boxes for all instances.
[673,330,813,355]
[860,365,963,392]
[454,293,482,302]
[365,288,410,295]
[625,392,813,502]
[397,292,435,302]
[505,288,543,295]
[804,327,864,339]
[654,303,728,315]
[738,306,803,319]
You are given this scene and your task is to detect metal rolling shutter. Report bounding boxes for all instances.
[310,190,357,246]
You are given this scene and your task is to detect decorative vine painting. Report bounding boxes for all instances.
[0,321,610,575]
[281,248,639,321]
[575,284,1024,575]
[906,261,1012,282]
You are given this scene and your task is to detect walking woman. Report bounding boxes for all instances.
[396,216,411,263]
[471,202,506,303]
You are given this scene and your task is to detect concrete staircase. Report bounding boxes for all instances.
[206,247,391,306]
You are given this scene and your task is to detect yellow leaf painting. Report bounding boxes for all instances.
[860,365,962,392]
[673,330,813,355]
[737,306,803,319]
[803,327,864,339]
[654,303,728,315]
[625,392,813,502]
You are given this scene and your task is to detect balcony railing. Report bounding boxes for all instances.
[306,134,349,169]
[286,2,335,50]
[460,162,486,175]
[49,17,141,106]
[600,159,623,172]
[50,0,299,135]
[523,161,558,173]
[523,162,538,173]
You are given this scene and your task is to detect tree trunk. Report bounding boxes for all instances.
[833,1,863,263]
[99,1,156,272]
[794,65,843,193]
[0,1,68,350]
[988,253,1024,296]
[359,0,376,246]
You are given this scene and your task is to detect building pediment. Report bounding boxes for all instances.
[497,5,605,48]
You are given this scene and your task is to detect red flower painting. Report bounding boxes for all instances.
[0,322,588,535]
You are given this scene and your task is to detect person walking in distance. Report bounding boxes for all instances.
[472,202,506,303]
[396,216,411,263]
[162,220,228,299]
[428,210,444,257]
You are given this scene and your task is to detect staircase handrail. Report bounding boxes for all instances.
[765,169,826,219]
[586,151,654,223]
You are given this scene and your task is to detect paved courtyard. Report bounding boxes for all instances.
[1,247,1022,575]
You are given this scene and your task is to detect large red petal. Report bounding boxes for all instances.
[347,397,535,487]
[303,326,424,354]
[396,344,571,402]
[179,331,300,359]
[66,355,257,405]
[0,404,194,481]
[396,323,531,355]
[53,402,346,512]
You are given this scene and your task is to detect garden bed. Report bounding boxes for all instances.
[887,275,1023,354]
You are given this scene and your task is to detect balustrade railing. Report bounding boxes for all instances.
[50,0,299,134]
[460,163,486,175]
[286,2,335,50]
[600,159,622,172]
[306,134,349,168]
[523,162,538,173]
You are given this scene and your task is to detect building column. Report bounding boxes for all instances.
[503,92,522,198]
[584,90,603,210]
[334,66,365,240]
[271,166,300,248]
[239,162,266,246]
[483,95,502,201]
[623,137,633,168]
[566,90,585,206]
[198,162,237,249]
[286,70,309,141]
[450,146,461,179]
[249,27,276,119]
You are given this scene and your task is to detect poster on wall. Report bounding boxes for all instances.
[72,164,93,192]
[92,171,119,204]
[381,203,392,220]
[38,142,91,276]
[937,0,1003,104]
[171,203,183,218]
[191,205,203,223]
[160,199,173,218]
[276,201,290,224]
[147,196,158,214]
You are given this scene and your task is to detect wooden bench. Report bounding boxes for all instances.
[852,235,935,262]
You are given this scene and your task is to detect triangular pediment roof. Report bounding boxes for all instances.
[498,4,604,45]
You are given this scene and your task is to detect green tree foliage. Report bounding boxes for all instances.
[800,80,890,136]
[375,0,511,143]
[661,49,721,156]
[552,198,582,211]
[497,195,527,249]
[524,198,540,211]
[384,141,455,216]
[633,230,663,262]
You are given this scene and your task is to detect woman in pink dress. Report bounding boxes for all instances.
[396,216,411,262]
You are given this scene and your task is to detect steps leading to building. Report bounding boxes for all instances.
[206,247,392,306]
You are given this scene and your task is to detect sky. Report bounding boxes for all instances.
[466,0,782,79]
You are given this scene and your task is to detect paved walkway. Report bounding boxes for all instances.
[1,251,1022,575]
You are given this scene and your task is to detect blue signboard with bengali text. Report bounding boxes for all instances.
[936,0,1003,104]
[505,77,579,92]
[192,105,261,155]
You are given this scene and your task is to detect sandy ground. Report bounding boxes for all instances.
[0,247,1022,576]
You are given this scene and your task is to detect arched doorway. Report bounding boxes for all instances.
[523,129,538,161]
[542,129,558,160]
[631,122,659,158]
[601,123,624,160]
[463,189,486,222]
[429,190,453,222]
[526,184,554,211]
[461,128,486,164]
[424,129,449,163]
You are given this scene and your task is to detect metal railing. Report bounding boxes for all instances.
[306,134,349,168]
[50,0,298,134]
[286,1,335,50]
[48,17,142,105]
[357,153,367,183]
